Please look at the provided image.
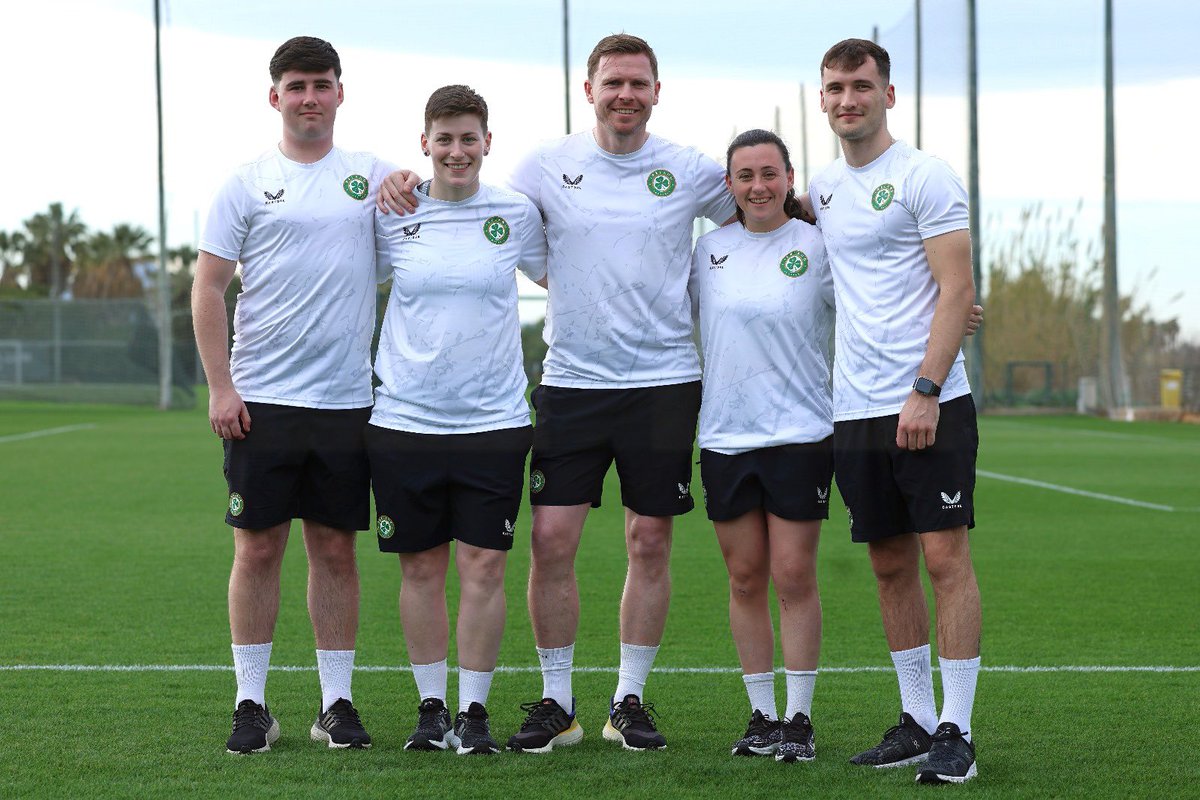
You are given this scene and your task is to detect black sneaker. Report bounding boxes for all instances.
[454,702,500,755]
[775,712,816,763]
[506,697,583,753]
[226,699,280,754]
[916,723,977,784]
[310,697,372,749]
[731,709,781,756]
[404,697,458,751]
[603,694,666,751]
[849,712,932,768]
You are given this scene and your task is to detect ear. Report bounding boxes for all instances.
[336,81,345,107]
[584,79,595,105]
[818,89,827,112]
[885,84,896,110]
[724,172,733,193]
[786,167,795,193]
[420,132,430,156]
[269,84,281,112]
[483,130,493,156]
[652,80,661,106]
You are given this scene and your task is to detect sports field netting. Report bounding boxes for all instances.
[1,399,1196,797]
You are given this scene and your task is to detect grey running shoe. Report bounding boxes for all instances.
[603,695,666,751]
[454,702,500,755]
[310,698,371,749]
[916,722,977,784]
[506,697,583,753]
[849,712,932,768]
[404,697,458,751]
[226,699,280,754]
[732,709,781,756]
[775,712,815,763]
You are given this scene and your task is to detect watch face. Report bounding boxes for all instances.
[914,377,940,396]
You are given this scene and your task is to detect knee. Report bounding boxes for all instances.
[770,565,817,604]
[627,517,672,565]
[530,522,577,569]
[400,550,447,587]
[870,547,918,587]
[727,567,769,603]
[923,540,974,589]
[234,533,286,572]
[458,549,507,591]
[309,534,357,572]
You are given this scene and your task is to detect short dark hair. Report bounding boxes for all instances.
[725,129,802,226]
[820,38,891,84]
[586,33,658,82]
[269,36,342,83]
[424,85,489,132]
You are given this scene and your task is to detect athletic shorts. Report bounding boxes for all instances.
[366,424,533,553]
[700,438,834,522]
[528,381,701,516]
[833,394,978,543]
[222,402,371,532]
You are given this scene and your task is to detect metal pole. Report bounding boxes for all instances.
[562,0,571,135]
[966,0,984,408]
[155,0,172,409]
[799,83,809,188]
[915,0,923,148]
[774,105,781,136]
[1102,0,1127,411]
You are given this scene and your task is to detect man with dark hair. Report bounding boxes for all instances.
[501,32,737,753]
[809,37,982,784]
[193,35,392,755]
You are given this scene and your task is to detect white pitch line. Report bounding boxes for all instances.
[0,423,96,444]
[2,664,1197,674]
[978,469,1180,512]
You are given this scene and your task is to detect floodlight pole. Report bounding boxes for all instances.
[562,0,571,134]
[966,0,984,408]
[154,0,172,410]
[1102,0,1128,412]
[799,83,809,188]
[915,0,923,148]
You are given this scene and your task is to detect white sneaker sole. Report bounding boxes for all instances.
[917,762,977,783]
[310,722,371,749]
[603,718,667,751]
[508,720,583,754]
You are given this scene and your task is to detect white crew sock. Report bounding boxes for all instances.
[536,644,574,710]
[784,669,817,720]
[315,649,355,712]
[742,672,777,719]
[938,656,981,742]
[458,667,495,712]
[232,642,272,707]
[890,644,938,734]
[411,658,448,703]
[614,642,660,702]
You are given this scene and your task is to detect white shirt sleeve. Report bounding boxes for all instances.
[199,173,250,261]
[909,157,969,240]
[694,153,736,225]
[507,148,544,214]
[515,197,548,283]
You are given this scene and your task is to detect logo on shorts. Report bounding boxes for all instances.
[483,215,511,245]
[343,174,369,201]
[871,183,895,211]
[779,250,809,278]
[817,485,829,504]
[530,469,546,493]
[940,490,963,510]
[647,169,677,197]
[677,481,690,500]
[562,173,583,189]
[701,483,708,507]
[846,508,854,529]
[502,519,514,537]
[378,515,395,539]
[228,492,244,517]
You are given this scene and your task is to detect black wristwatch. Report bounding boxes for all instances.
[912,376,942,397]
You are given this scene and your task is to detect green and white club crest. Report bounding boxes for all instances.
[377,515,395,539]
[647,169,676,197]
[871,183,895,211]
[483,215,511,245]
[343,174,369,200]
[779,249,809,278]
[529,469,546,493]
[228,492,244,517]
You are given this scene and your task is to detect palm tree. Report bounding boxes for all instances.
[74,223,155,298]
[20,203,88,297]
[0,229,28,292]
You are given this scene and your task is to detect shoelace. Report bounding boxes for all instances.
[458,712,490,739]
[614,699,659,729]
[416,701,447,732]
[325,700,364,730]
[780,715,810,739]
[232,701,267,731]
[932,727,968,743]
[745,713,776,739]
[517,701,564,730]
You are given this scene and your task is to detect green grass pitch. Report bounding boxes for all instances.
[1,399,1197,798]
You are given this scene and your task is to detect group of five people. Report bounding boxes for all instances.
[193,32,983,785]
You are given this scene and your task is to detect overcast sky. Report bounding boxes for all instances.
[4,0,1197,337]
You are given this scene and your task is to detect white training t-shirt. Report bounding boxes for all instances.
[508,131,736,388]
[200,146,392,409]
[809,140,971,421]
[689,218,835,453]
[370,182,547,434]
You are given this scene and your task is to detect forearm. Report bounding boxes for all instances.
[191,284,235,392]
[917,281,973,385]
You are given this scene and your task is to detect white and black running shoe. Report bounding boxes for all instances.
[849,712,932,768]
[226,699,280,754]
[404,697,458,751]
[454,702,500,755]
[732,710,781,756]
[775,712,815,763]
[916,723,977,784]
[310,698,371,749]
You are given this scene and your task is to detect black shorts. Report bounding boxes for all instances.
[833,394,978,543]
[366,424,533,553]
[222,402,371,531]
[700,438,834,522]
[528,382,701,516]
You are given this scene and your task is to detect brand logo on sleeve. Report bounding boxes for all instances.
[562,173,583,189]
[709,254,728,268]
[779,250,809,277]
[343,174,369,200]
[263,189,285,204]
[647,169,677,197]
[871,183,895,211]
[483,216,511,244]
